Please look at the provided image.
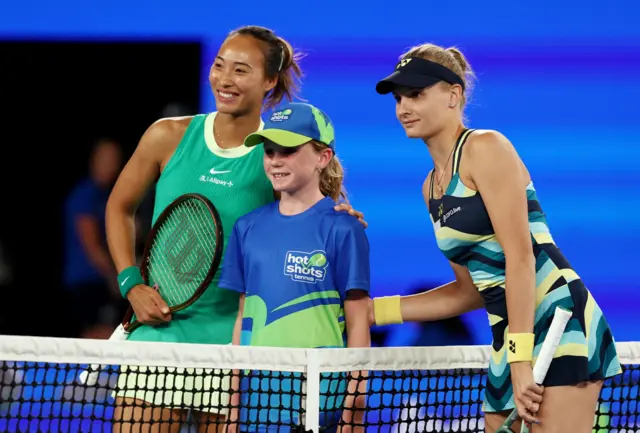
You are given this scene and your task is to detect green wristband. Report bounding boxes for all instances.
[117,266,144,298]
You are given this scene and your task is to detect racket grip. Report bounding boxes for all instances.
[109,323,130,341]
[516,307,572,433]
[497,307,573,433]
[78,324,129,385]
[531,306,572,384]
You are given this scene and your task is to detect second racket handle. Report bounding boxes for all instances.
[531,306,572,384]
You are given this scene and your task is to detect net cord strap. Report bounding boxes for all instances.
[305,352,321,432]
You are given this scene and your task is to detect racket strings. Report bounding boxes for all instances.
[178,200,219,275]
[149,222,202,305]
[152,202,214,303]
[148,199,220,307]
[182,201,219,262]
[148,225,188,304]
[149,213,189,295]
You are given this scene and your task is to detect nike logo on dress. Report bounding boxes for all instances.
[210,168,231,175]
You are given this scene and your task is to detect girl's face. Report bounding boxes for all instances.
[263,140,332,195]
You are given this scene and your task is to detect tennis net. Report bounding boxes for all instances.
[0,335,638,432]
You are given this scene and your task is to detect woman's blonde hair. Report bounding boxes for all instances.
[310,141,347,203]
[400,43,476,108]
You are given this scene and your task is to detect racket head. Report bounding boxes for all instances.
[123,193,224,332]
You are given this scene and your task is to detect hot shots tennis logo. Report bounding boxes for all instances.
[270,108,292,122]
[284,250,328,283]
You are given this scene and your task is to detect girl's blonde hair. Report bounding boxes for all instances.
[310,141,347,203]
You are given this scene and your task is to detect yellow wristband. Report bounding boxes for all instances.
[506,333,534,363]
[373,296,403,326]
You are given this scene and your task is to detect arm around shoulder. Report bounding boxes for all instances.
[372,172,483,326]
[373,261,483,325]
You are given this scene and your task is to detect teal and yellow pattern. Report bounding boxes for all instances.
[428,129,622,413]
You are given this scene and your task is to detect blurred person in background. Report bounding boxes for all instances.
[62,138,125,339]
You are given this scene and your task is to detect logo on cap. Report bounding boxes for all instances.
[397,58,412,69]
[270,108,293,122]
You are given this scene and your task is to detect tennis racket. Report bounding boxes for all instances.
[496,306,573,433]
[79,193,224,385]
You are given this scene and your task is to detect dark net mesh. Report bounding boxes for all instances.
[322,365,639,432]
[0,340,638,433]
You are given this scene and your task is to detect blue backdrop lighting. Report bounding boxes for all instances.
[2,1,638,344]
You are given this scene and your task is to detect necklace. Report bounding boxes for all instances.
[434,143,456,198]
[214,129,226,148]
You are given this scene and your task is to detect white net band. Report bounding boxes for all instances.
[0,335,638,432]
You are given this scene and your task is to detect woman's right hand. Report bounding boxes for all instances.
[126,285,172,325]
[510,361,544,425]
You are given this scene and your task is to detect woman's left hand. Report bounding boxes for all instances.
[334,203,368,228]
[510,361,544,426]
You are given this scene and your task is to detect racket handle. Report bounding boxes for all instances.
[497,306,573,432]
[109,323,130,341]
[531,306,572,384]
[78,324,129,385]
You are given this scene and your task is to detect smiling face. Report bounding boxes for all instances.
[209,34,277,117]
[262,139,332,196]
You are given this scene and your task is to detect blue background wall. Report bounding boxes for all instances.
[2,0,638,343]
